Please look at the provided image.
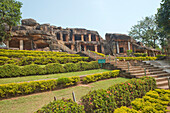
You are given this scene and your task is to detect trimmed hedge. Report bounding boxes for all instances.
[81,76,156,112]
[36,99,85,113]
[117,56,156,61]
[114,89,170,113]
[90,51,105,57]
[82,70,120,84]
[0,76,80,98]
[134,53,147,57]
[0,61,100,78]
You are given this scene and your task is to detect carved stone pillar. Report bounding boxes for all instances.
[101,45,105,53]
[66,34,69,42]
[71,44,74,50]
[20,40,23,50]
[6,41,9,48]
[60,32,63,41]
[88,34,91,41]
[117,42,119,54]
[128,42,131,50]
[72,34,75,42]
[84,45,87,51]
[95,45,98,52]
[96,35,99,41]
[81,34,84,41]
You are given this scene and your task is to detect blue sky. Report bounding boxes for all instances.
[18,0,161,39]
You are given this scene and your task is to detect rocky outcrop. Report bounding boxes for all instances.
[8,18,103,53]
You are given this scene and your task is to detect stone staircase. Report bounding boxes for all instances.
[112,61,170,89]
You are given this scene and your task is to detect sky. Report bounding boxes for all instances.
[17,0,162,39]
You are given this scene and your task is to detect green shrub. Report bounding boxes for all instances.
[81,77,156,112]
[117,57,156,61]
[0,76,80,98]
[21,64,46,76]
[156,54,166,59]
[0,64,21,77]
[63,63,78,72]
[114,106,138,113]
[134,53,147,57]
[130,89,170,113]
[36,99,85,113]
[90,51,105,57]
[82,70,120,84]
[0,61,100,78]
[45,63,64,74]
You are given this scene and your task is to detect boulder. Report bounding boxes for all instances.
[22,19,39,26]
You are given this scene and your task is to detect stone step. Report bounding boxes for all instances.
[157,85,169,90]
[129,68,163,73]
[147,73,170,78]
[131,71,166,76]
[156,81,168,87]
[122,68,144,71]
[117,66,142,69]
[135,73,170,78]
[155,77,168,82]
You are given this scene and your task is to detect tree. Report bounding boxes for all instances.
[156,0,170,54]
[128,15,160,49]
[0,0,22,42]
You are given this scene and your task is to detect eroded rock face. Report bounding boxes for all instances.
[9,18,103,53]
[21,19,39,26]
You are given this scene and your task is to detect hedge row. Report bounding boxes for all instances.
[0,52,80,58]
[117,56,157,61]
[0,61,100,78]
[90,51,105,57]
[82,70,120,84]
[81,76,156,112]
[134,53,147,57]
[114,89,170,113]
[0,56,90,66]
[0,49,67,54]
[0,76,80,98]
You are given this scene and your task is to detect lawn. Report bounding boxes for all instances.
[0,69,110,84]
[0,77,129,113]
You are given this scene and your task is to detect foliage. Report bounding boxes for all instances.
[117,57,156,61]
[0,0,22,42]
[127,50,133,57]
[133,53,147,57]
[81,76,156,112]
[90,51,105,57]
[0,61,100,78]
[0,76,80,98]
[36,99,85,113]
[156,54,166,59]
[82,70,120,84]
[156,0,170,33]
[128,15,161,49]
[114,106,138,113]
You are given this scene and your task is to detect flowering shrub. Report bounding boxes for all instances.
[36,99,85,113]
[81,76,156,112]
[82,70,120,84]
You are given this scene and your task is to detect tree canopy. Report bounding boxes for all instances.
[156,0,170,33]
[128,15,160,49]
[0,0,22,42]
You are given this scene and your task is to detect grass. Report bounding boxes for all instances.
[0,69,110,84]
[0,77,129,113]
